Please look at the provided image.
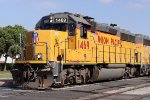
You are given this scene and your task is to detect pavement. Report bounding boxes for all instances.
[0,77,150,100]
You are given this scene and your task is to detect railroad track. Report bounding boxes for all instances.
[0,77,150,100]
[73,83,150,100]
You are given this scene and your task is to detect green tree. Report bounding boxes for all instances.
[0,25,27,71]
[8,44,21,59]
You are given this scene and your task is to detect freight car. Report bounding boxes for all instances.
[11,12,150,89]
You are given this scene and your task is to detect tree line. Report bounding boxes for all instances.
[0,25,27,71]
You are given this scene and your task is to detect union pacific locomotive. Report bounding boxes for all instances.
[11,12,150,89]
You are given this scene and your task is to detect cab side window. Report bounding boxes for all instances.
[68,17,76,36]
[80,26,87,39]
[68,23,76,36]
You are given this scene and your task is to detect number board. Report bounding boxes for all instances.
[54,18,67,23]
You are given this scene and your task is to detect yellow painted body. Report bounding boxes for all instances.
[143,45,150,64]
[16,29,150,65]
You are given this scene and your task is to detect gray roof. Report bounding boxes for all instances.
[69,14,90,26]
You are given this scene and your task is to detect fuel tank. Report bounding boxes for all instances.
[107,64,126,68]
[90,67,125,82]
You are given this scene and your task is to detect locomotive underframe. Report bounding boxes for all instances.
[11,61,149,89]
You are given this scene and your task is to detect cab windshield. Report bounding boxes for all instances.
[35,17,68,32]
[42,23,67,31]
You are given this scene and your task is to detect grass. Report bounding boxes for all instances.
[0,71,12,79]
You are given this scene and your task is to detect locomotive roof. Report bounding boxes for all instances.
[69,14,90,25]
[135,34,150,40]
[39,12,150,39]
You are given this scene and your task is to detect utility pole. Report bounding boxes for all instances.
[20,33,22,47]
[20,33,22,60]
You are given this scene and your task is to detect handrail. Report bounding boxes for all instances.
[24,42,48,63]
[54,38,68,63]
[94,43,137,64]
[24,37,142,65]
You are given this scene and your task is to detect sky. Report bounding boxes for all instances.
[0,0,150,36]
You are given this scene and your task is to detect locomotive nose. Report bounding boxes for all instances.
[32,30,52,61]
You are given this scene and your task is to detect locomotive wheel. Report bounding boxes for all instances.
[68,76,76,84]
[123,72,130,79]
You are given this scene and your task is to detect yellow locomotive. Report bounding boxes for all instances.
[11,12,150,89]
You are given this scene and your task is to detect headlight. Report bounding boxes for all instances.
[16,54,20,59]
[37,53,42,60]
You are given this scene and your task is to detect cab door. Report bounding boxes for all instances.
[68,20,76,49]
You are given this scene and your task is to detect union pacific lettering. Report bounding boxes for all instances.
[98,35,122,46]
